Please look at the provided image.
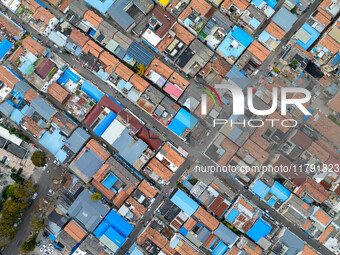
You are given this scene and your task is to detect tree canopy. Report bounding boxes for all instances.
[31,151,46,167]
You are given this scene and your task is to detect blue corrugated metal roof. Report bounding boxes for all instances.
[94,111,117,136]
[170,189,199,216]
[58,68,80,85]
[81,81,104,102]
[212,241,228,255]
[270,181,291,202]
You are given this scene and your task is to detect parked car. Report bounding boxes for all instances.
[32,192,38,199]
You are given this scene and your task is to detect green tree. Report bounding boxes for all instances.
[8,127,17,135]
[90,192,101,201]
[289,59,299,69]
[31,151,46,167]
[19,235,37,253]
[31,218,44,233]
[6,184,18,198]
[13,181,34,201]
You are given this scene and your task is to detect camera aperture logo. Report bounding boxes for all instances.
[200,82,311,128]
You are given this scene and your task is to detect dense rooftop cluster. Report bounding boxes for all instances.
[0,0,340,254]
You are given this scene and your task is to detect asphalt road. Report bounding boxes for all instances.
[0,2,333,255]
[3,143,59,255]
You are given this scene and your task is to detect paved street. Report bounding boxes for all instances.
[0,2,334,255]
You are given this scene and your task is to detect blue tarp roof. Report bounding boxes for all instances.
[94,111,117,136]
[0,38,12,59]
[170,189,199,216]
[58,68,80,86]
[126,42,154,66]
[231,27,253,47]
[168,108,198,136]
[247,218,272,242]
[81,81,104,102]
[296,23,320,50]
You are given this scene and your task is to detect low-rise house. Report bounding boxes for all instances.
[224,195,260,234]
[80,40,104,67]
[144,158,174,184]
[307,110,340,149]
[48,82,71,105]
[67,189,110,232]
[176,39,214,77]
[118,180,158,221]
[220,0,250,21]
[238,5,267,35]
[206,133,239,167]
[93,210,134,253]
[278,193,314,227]
[91,156,140,201]
[272,228,305,255]
[142,6,176,51]
[259,21,286,51]
[198,11,233,50]
[235,40,270,75]
[65,29,89,56]
[69,139,110,182]
[0,12,24,39]
[166,0,190,18]
[216,26,253,65]
[105,0,154,32]
[178,0,215,36]
[250,173,291,209]
[314,20,340,74]
[250,0,276,18]
[280,129,313,160]
[21,96,57,138]
[295,177,330,204]
[65,87,97,121]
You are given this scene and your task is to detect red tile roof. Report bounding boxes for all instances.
[64,221,87,242]
[136,127,162,151]
[98,95,123,114]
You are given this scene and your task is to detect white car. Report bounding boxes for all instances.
[40,245,46,252]
[53,160,60,166]
[32,192,38,199]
